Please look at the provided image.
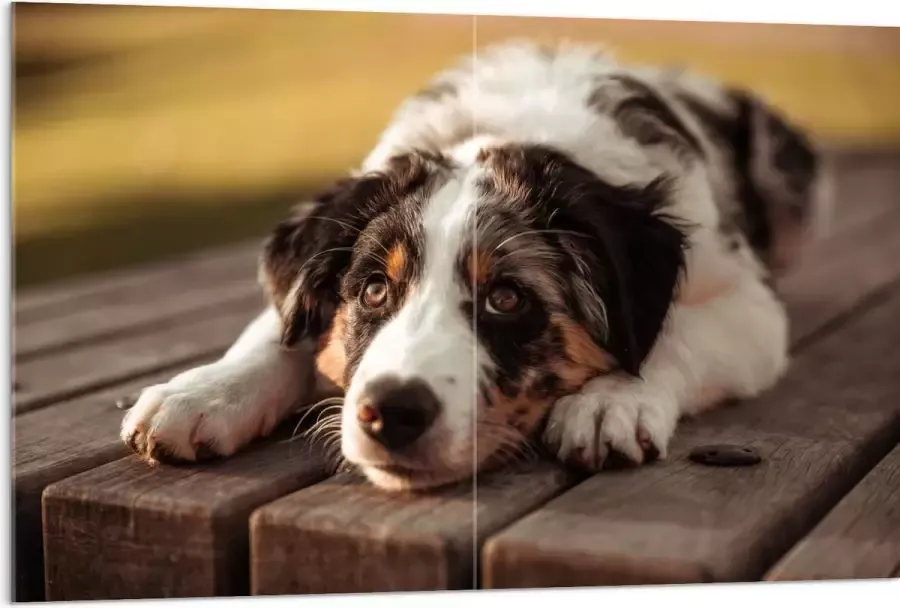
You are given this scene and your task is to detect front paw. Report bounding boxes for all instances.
[542,375,679,472]
[119,364,270,465]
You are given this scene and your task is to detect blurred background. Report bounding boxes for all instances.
[12,3,900,288]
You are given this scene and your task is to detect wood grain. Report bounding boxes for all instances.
[13,299,263,414]
[250,463,579,595]
[15,280,261,360]
[482,288,900,588]
[816,150,900,236]
[42,440,328,600]
[765,443,900,581]
[780,207,900,346]
[14,240,258,324]
[13,366,214,602]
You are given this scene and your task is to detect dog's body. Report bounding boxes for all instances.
[121,41,829,491]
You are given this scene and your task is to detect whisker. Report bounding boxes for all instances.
[492,228,594,254]
[294,247,355,278]
[285,402,345,444]
[305,216,363,236]
[357,233,394,262]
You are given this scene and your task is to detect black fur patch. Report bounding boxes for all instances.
[476,144,689,378]
[588,74,704,156]
[679,87,820,267]
[259,152,449,348]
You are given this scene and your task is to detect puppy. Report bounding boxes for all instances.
[121,40,830,491]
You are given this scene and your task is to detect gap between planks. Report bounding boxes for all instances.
[14,242,262,359]
[13,297,265,415]
[15,239,260,322]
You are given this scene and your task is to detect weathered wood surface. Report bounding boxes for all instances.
[13,367,214,602]
[12,242,262,601]
[11,149,900,601]
[15,240,259,322]
[250,464,577,595]
[765,443,900,581]
[42,439,328,600]
[13,300,263,414]
[15,278,260,360]
[481,287,900,588]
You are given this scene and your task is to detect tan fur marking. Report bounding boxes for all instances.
[553,315,615,390]
[315,305,348,391]
[467,250,494,286]
[486,385,550,437]
[386,244,408,282]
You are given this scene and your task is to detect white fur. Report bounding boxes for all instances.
[120,307,312,462]
[341,167,494,485]
[363,40,662,191]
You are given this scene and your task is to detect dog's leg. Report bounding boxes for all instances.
[543,273,789,469]
[121,306,314,464]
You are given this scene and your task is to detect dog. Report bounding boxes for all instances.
[120,40,830,492]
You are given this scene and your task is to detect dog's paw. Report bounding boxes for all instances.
[120,363,276,465]
[542,375,679,472]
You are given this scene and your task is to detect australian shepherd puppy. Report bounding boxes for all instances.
[121,41,830,491]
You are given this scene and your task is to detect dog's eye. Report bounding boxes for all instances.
[362,276,389,309]
[485,284,525,315]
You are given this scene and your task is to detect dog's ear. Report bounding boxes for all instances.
[552,176,688,377]
[723,88,828,272]
[260,153,441,347]
[259,174,393,348]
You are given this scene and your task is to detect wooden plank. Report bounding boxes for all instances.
[14,279,259,360]
[780,206,900,345]
[42,439,329,601]
[765,443,900,581]
[481,287,900,588]
[249,463,578,595]
[13,367,213,602]
[14,239,258,323]
[13,297,262,414]
[819,150,900,235]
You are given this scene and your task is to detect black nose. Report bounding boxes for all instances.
[357,376,440,451]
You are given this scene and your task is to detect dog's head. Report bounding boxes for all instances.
[259,142,687,491]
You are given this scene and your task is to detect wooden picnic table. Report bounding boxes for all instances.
[12,148,900,602]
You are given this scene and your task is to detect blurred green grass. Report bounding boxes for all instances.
[12,4,900,288]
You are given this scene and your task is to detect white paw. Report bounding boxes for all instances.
[542,374,680,471]
[119,362,280,464]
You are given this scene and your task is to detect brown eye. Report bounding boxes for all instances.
[362,276,388,309]
[485,284,524,315]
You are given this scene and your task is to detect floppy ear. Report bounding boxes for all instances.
[552,177,689,377]
[725,88,828,272]
[259,174,393,347]
[259,152,441,347]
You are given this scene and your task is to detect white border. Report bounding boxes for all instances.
[8,0,900,27]
[4,0,900,605]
